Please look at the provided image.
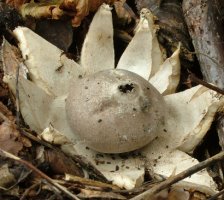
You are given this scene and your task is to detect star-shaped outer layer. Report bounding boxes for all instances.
[3,4,224,194]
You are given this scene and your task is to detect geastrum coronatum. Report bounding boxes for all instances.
[2,4,224,193]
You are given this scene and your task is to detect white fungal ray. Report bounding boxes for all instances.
[117,8,164,80]
[139,8,164,78]
[140,85,223,191]
[117,13,153,80]
[4,75,53,133]
[164,85,224,153]
[13,27,83,97]
[150,35,164,77]
[72,143,145,190]
[142,147,217,193]
[149,44,180,95]
[3,3,224,194]
[81,4,114,75]
[4,79,76,143]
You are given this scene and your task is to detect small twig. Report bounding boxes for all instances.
[190,51,223,69]
[0,148,80,200]
[64,174,118,190]
[189,72,224,95]
[130,151,224,200]
[20,128,59,150]
[15,63,21,126]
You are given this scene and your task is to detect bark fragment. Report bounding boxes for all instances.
[183,0,224,88]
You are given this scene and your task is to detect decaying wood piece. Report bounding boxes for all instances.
[183,0,224,150]
[183,0,224,88]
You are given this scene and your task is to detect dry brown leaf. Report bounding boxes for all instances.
[0,122,23,155]
[0,102,31,155]
[0,102,14,121]
[59,0,117,26]
[2,39,23,76]
[7,0,117,27]
[21,3,63,20]
[5,0,28,9]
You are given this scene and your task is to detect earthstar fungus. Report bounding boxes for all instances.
[3,3,224,193]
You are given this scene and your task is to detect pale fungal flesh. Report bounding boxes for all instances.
[2,3,224,193]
